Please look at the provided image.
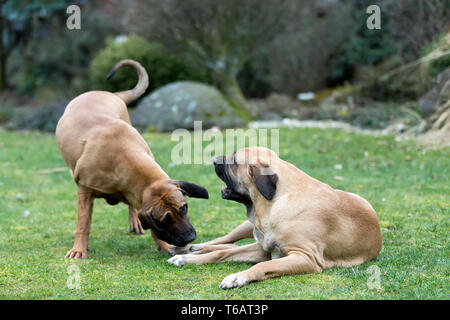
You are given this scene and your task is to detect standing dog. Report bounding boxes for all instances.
[168,147,382,289]
[56,59,209,259]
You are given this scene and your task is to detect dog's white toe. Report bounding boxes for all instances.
[167,255,186,267]
[219,273,249,289]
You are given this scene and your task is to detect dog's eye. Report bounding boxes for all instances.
[161,212,171,226]
[180,204,187,216]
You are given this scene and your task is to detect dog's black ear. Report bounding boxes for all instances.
[172,180,209,199]
[249,165,278,200]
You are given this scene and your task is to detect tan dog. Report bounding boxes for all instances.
[56,59,209,259]
[168,147,382,289]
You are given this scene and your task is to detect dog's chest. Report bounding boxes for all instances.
[253,226,283,259]
[252,222,283,259]
[248,206,283,259]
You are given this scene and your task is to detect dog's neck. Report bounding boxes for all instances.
[126,177,166,210]
[249,189,274,222]
[123,155,170,209]
[245,202,256,223]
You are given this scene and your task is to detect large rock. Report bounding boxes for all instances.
[418,100,450,149]
[250,93,317,121]
[419,67,450,117]
[6,101,67,132]
[131,81,245,132]
[419,88,440,118]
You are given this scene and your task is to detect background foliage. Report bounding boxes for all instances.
[1,0,448,105]
[89,35,209,100]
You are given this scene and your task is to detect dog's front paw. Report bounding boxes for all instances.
[157,242,174,252]
[167,255,187,267]
[169,246,190,256]
[65,247,87,259]
[169,244,202,256]
[219,272,249,289]
[129,217,145,235]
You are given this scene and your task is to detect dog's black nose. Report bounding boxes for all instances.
[213,155,226,165]
[186,230,196,244]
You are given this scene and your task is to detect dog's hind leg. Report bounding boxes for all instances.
[128,205,145,235]
[169,220,254,255]
[220,252,323,289]
[65,186,94,259]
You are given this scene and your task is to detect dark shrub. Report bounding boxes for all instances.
[89,35,209,100]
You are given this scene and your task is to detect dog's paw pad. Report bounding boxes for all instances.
[219,273,249,289]
[167,255,186,267]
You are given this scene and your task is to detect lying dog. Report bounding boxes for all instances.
[56,59,208,259]
[168,147,382,289]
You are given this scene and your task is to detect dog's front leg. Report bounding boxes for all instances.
[168,242,270,267]
[204,220,254,245]
[169,220,254,255]
[65,187,93,259]
[220,252,323,289]
[128,205,145,234]
[173,243,239,255]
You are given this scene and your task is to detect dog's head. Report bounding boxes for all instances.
[138,180,208,246]
[214,147,279,205]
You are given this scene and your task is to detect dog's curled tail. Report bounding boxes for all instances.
[106,59,149,105]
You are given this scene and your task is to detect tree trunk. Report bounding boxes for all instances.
[0,10,5,90]
[0,1,6,91]
[216,71,253,119]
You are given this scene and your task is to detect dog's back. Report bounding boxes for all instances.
[56,60,149,171]
[55,91,128,169]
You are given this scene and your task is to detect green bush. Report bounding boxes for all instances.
[327,0,395,87]
[89,35,209,98]
[424,33,450,77]
[0,98,15,124]
[429,54,450,77]
[9,4,115,97]
[238,56,273,99]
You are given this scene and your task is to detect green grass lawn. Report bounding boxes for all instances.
[0,127,448,299]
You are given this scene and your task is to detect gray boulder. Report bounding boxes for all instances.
[419,88,440,118]
[6,101,67,132]
[419,67,450,118]
[131,81,245,132]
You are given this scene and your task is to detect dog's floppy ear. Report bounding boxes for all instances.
[172,180,209,199]
[249,165,278,200]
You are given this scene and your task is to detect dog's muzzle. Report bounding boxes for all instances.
[221,187,233,199]
[213,156,233,199]
[214,155,251,206]
[213,156,227,180]
[155,226,196,247]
